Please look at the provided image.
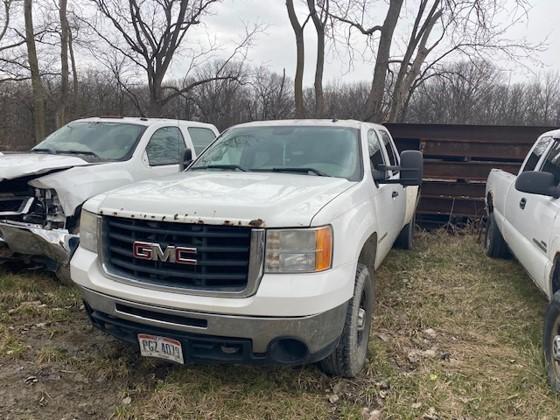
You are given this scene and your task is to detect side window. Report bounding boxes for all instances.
[145,127,186,166]
[380,130,399,175]
[522,136,552,173]
[368,129,386,179]
[540,141,560,185]
[188,127,216,155]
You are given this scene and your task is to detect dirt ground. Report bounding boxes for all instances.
[1,232,559,419]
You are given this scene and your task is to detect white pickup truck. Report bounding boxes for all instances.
[485,128,560,390]
[70,119,423,376]
[0,117,218,281]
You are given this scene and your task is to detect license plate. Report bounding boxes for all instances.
[138,334,184,364]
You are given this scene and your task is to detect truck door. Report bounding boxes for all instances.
[505,136,557,290]
[141,126,188,178]
[367,129,405,262]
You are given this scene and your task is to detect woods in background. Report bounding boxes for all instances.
[0,0,557,151]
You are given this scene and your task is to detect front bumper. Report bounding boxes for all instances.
[0,220,79,265]
[80,286,347,363]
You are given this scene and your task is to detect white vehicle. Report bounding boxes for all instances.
[0,117,218,281]
[485,128,560,390]
[70,119,423,376]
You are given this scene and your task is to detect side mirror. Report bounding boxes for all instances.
[515,171,559,198]
[179,148,193,171]
[376,150,423,186]
[398,150,423,186]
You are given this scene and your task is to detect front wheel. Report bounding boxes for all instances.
[544,291,560,392]
[319,264,374,377]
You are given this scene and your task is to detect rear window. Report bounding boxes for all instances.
[188,127,216,155]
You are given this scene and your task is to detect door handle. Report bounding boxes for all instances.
[520,198,527,210]
[392,191,399,198]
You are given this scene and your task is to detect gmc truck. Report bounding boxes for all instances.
[485,128,560,391]
[0,117,218,281]
[70,119,423,377]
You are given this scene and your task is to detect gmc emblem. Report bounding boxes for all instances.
[132,241,197,265]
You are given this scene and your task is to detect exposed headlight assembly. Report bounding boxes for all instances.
[80,210,99,253]
[265,226,333,273]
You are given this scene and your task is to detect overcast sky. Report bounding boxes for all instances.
[192,0,560,86]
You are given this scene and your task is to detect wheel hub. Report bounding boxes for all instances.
[357,308,366,331]
[553,335,560,361]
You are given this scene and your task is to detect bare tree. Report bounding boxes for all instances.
[55,0,69,127]
[84,0,255,116]
[330,0,535,122]
[24,0,46,141]
[306,0,330,117]
[286,0,308,118]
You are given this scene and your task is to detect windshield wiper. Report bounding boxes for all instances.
[191,164,247,172]
[59,150,101,159]
[253,167,328,177]
[31,148,57,154]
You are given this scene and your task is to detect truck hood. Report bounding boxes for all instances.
[0,153,89,181]
[93,171,357,227]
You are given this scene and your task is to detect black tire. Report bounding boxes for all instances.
[395,214,415,250]
[544,291,560,392]
[484,213,509,258]
[55,263,73,286]
[319,263,374,377]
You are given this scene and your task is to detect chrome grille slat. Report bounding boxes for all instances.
[102,216,252,292]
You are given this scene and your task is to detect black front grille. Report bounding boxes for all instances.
[102,216,252,292]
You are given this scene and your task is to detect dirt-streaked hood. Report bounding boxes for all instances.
[0,153,89,181]
[89,171,357,227]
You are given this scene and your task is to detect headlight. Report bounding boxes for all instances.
[265,226,333,273]
[80,210,99,253]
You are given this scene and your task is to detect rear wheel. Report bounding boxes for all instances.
[484,213,509,258]
[319,264,374,377]
[395,214,416,250]
[544,291,560,392]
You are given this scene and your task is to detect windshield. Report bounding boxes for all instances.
[191,126,362,180]
[32,121,146,161]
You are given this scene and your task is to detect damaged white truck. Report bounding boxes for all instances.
[70,119,423,376]
[0,117,218,281]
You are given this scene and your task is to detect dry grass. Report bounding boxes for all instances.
[0,232,559,419]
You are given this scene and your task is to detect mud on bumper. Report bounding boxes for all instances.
[80,286,348,365]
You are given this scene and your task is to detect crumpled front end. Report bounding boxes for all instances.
[0,220,79,265]
[0,172,79,266]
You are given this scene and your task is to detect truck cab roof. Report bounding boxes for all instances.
[231,119,387,132]
[75,116,217,130]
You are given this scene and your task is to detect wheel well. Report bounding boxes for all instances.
[358,233,377,275]
[551,255,560,295]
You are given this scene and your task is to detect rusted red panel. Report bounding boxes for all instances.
[418,196,485,217]
[420,140,529,160]
[422,180,486,199]
[424,160,521,181]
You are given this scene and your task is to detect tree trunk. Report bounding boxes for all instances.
[24,0,46,142]
[56,0,69,128]
[307,0,326,117]
[363,0,403,122]
[69,27,79,116]
[388,7,441,122]
[286,0,306,118]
